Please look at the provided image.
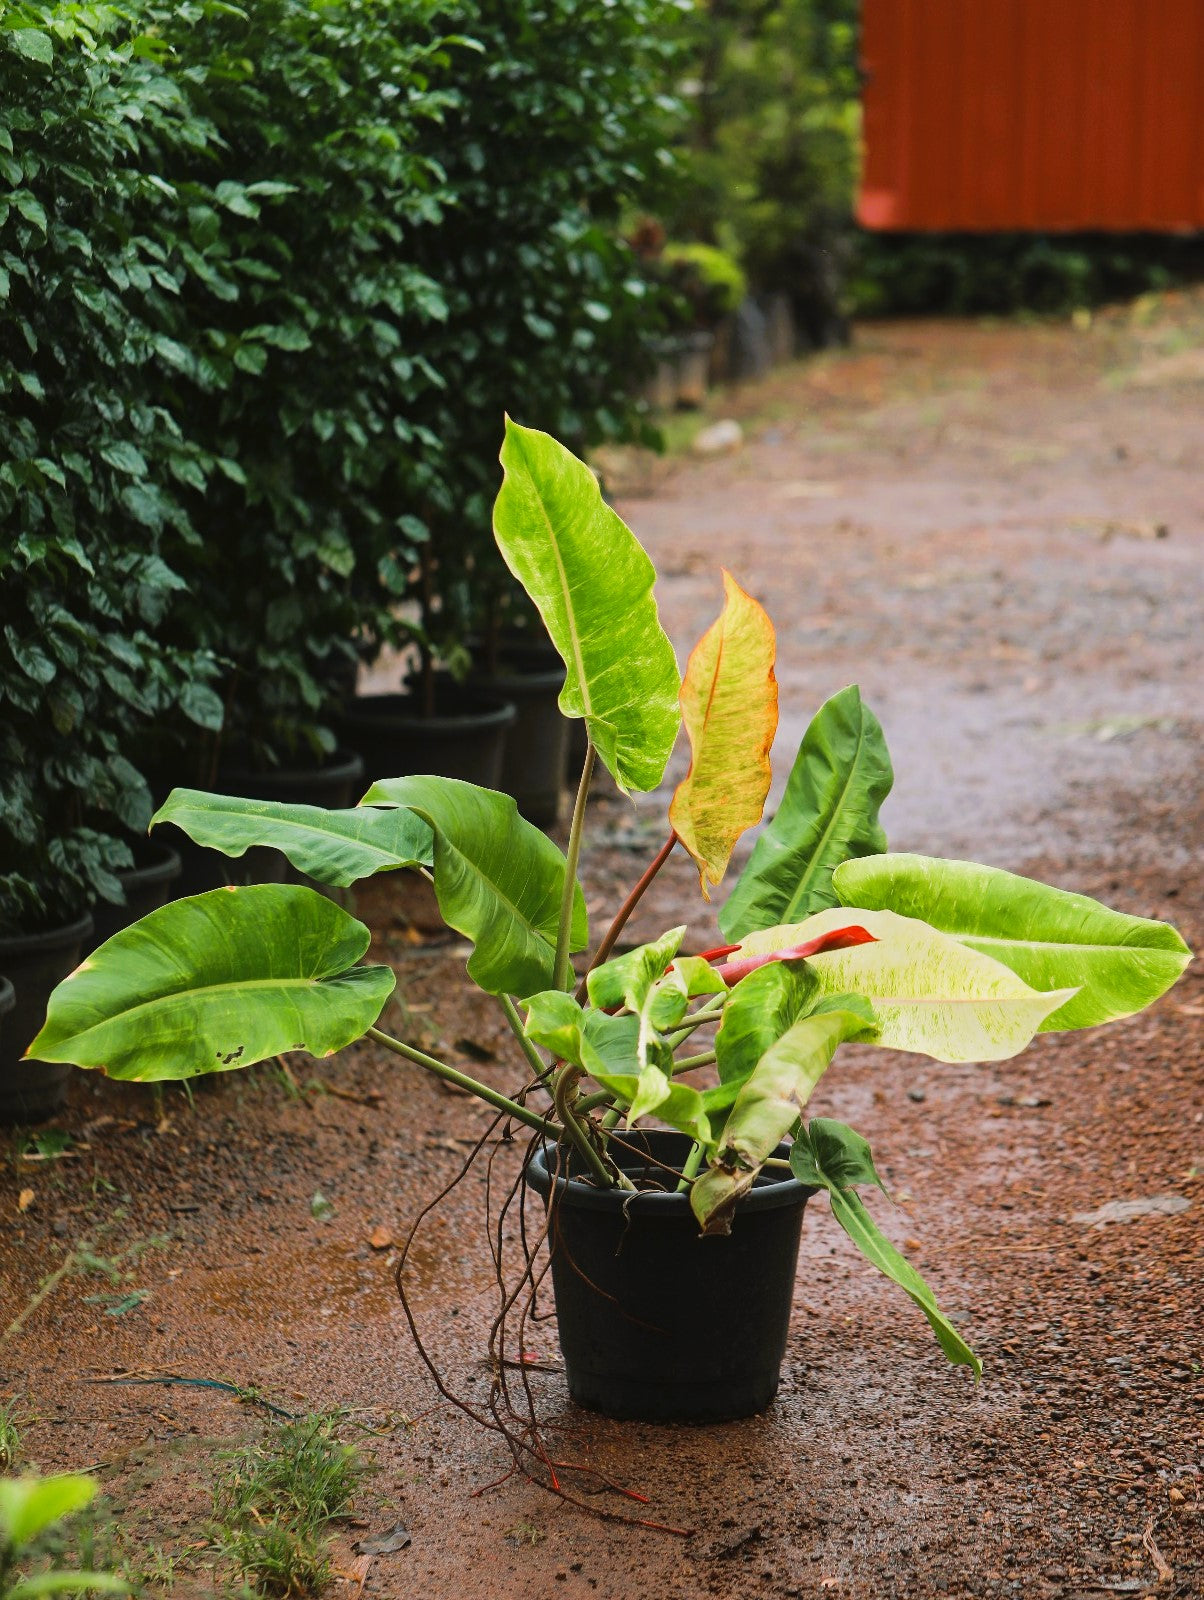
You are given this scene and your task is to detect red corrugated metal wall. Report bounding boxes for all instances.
[858,0,1204,231]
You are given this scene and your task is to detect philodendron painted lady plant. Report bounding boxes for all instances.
[31,422,1192,1377]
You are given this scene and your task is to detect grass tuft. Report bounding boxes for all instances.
[212,1413,365,1597]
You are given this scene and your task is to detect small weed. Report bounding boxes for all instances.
[212,1413,366,1597]
[506,1519,546,1546]
[0,1397,21,1468]
[222,1520,330,1599]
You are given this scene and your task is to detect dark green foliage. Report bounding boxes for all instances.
[399,0,683,652]
[131,0,462,774]
[0,4,222,931]
[850,231,1204,318]
[666,0,859,343]
[1,0,681,929]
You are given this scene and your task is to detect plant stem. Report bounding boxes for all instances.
[673,1049,716,1072]
[665,992,726,1050]
[554,742,595,992]
[496,992,551,1083]
[552,1063,627,1189]
[368,1028,557,1136]
[576,829,678,1000]
[675,1140,705,1194]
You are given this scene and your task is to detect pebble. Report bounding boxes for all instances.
[692,419,744,456]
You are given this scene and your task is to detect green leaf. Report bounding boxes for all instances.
[522,990,638,1075]
[492,420,680,792]
[714,961,822,1084]
[0,1474,95,1548]
[99,441,148,478]
[691,1008,871,1231]
[364,776,586,995]
[720,686,893,940]
[585,927,684,1011]
[7,29,53,65]
[8,1574,132,1598]
[179,681,225,731]
[735,907,1077,1063]
[834,853,1193,1031]
[26,886,395,1082]
[789,1117,887,1195]
[793,1151,981,1376]
[587,1067,712,1145]
[152,790,433,888]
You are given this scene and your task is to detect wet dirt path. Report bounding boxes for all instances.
[4,300,1202,1598]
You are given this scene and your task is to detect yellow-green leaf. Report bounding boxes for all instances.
[735,908,1078,1063]
[670,570,778,897]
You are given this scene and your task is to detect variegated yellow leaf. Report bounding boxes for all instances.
[669,570,778,898]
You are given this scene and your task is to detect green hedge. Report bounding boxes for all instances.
[0,0,681,929]
[0,4,223,931]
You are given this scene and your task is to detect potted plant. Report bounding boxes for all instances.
[29,423,1192,1429]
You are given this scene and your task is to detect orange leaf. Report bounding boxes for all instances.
[669,570,778,898]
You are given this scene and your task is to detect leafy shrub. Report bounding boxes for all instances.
[661,242,748,328]
[850,231,1204,317]
[395,0,684,656]
[126,0,462,775]
[666,0,859,343]
[0,3,222,931]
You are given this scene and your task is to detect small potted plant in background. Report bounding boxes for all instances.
[30,423,1191,1436]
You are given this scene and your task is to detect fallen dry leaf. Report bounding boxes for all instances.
[17,1188,34,1213]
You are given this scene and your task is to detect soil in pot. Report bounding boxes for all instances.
[526,1129,814,1423]
[338,685,516,791]
[85,839,182,953]
[0,912,93,1124]
[469,641,569,827]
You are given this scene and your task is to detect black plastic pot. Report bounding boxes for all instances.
[85,840,182,953]
[0,911,94,1124]
[155,748,365,896]
[526,1130,814,1422]
[338,687,516,790]
[469,643,568,827]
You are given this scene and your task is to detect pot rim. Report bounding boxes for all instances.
[525,1131,813,1217]
[117,841,182,893]
[216,745,366,787]
[0,911,95,959]
[341,691,517,736]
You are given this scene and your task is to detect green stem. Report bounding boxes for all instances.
[575,829,678,1001]
[673,1049,716,1073]
[575,1089,616,1115]
[552,1063,626,1189]
[554,742,595,992]
[675,1139,705,1194]
[496,992,551,1084]
[665,992,727,1050]
[368,1028,557,1137]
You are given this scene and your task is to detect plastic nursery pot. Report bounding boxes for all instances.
[526,1129,815,1423]
[85,839,182,954]
[469,641,569,828]
[0,912,94,1124]
[338,685,516,791]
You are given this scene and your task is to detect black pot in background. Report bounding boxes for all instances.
[339,686,516,791]
[85,840,182,954]
[469,643,568,828]
[526,1129,814,1423]
[153,748,365,897]
[0,912,94,1124]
